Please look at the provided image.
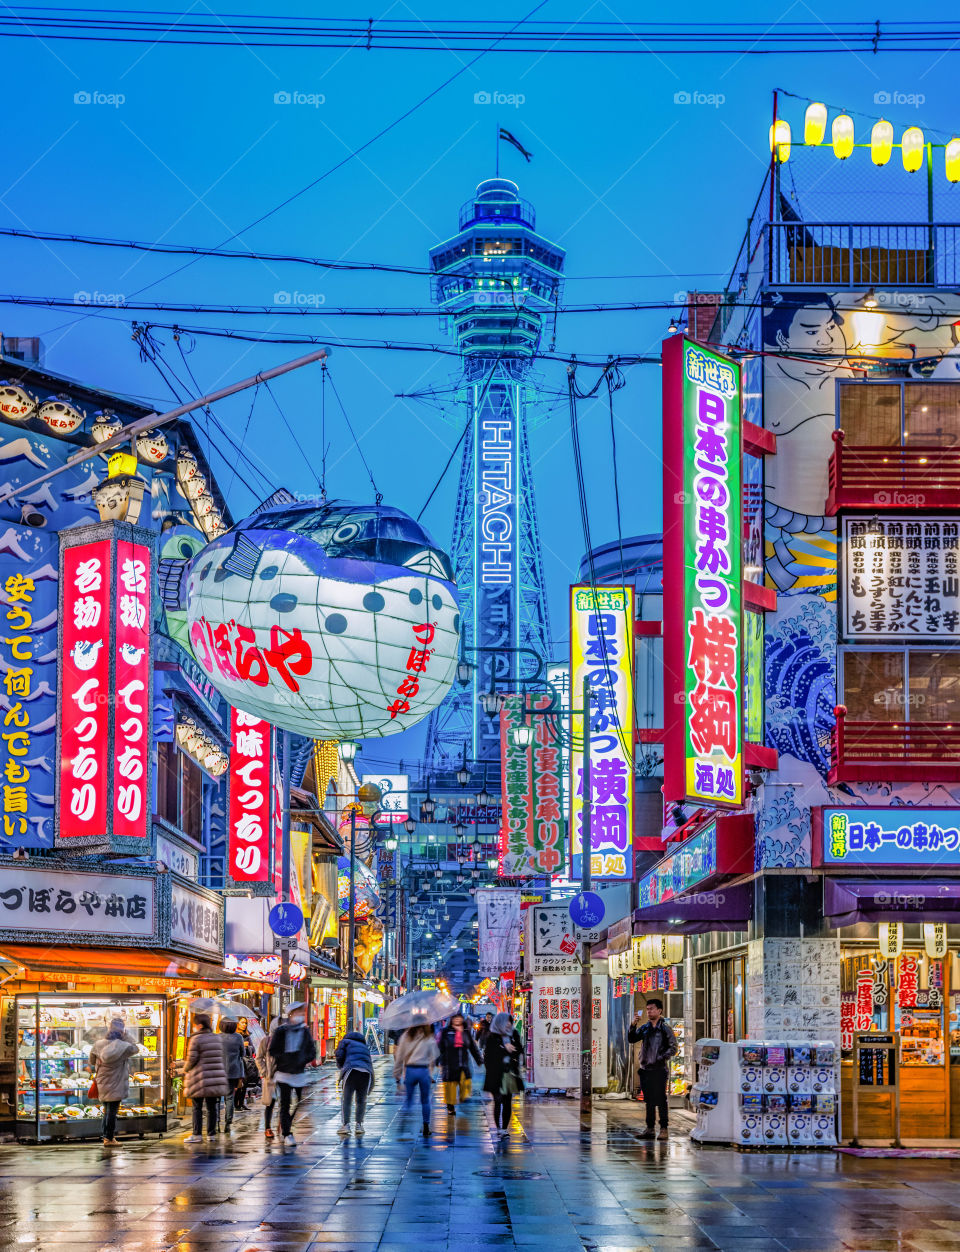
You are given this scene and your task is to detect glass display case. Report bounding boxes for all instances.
[669,1018,687,1097]
[15,993,167,1142]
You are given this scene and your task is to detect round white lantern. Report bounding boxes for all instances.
[0,383,36,421]
[91,410,123,443]
[184,499,460,739]
[136,429,169,463]
[37,395,84,434]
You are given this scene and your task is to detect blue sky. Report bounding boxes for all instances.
[3,2,958,770]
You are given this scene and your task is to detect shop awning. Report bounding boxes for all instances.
[823,878,960,925]
[633,882,754,933]
[0,944,273,989]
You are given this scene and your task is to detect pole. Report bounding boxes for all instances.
[0,345,331,507]
[280,729,291,1016]
[347,807,357,1031]
[580,674,593,1130]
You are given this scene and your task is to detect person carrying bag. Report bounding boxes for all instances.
[482,1012,524,1136]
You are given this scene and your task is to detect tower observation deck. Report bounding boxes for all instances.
[425,178,565,774]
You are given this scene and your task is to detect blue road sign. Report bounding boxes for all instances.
[568,891,605,929]
[268,902,304,937]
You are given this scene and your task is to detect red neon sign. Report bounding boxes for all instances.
[112,539,151,840]
[59,540,112,839]
[227,707,272,882]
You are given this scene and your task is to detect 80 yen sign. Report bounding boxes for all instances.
[544,1022,580,1035]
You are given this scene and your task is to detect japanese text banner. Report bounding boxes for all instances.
[228,707,273,883]
[499,694,566,877]
[663,336,743,808]
[570,585,635,881]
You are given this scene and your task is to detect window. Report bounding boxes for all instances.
[155,739,204,841]
[904,385,960,447]
[838,381,960,447]
[839,383,900,446]
[842,649,960,722]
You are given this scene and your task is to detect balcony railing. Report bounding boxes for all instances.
[826,429,960,513]
[768,222,960,288]
[830,706,960,783]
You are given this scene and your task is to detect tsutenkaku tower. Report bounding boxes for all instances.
[425,178,564,773]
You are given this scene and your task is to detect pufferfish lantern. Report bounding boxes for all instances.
[167,498,460,740]
[37,394,85,434]
[0,383,36,421]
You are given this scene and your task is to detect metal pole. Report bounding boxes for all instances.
[407,892,416,991]
[347,807,357,1031]
[580,674,593,1129]
[280,729,291,1016]
[0,346,331,507]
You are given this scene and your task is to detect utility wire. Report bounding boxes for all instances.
[263,377,323,489]
[324,368,381,503]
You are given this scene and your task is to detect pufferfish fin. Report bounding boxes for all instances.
[157,557,188,610]
[249,487,297,516]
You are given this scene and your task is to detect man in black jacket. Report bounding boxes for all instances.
[627,999,678,1140]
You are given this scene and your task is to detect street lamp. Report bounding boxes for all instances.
[456,656,475,687]
[454,821,466,838]
[456,743,470,786]
[338,740,358,763]
[421,780,435,819]
[479,690,504,717]
[511,722,534,748]
[476,776,490,807]
[404,815,416,835]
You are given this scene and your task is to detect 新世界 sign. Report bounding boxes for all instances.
[813,807,960,869]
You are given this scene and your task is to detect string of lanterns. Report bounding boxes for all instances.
[174,717,229,776]
[770,101,960,181]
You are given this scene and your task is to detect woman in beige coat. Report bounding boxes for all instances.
[183,1013,229,1142]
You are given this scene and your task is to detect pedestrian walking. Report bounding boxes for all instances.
[268,1003,317,1147]
[88,1016,139,1146]
[483,1011,524,1136]
[219,1019,245,1132]
[183,1012,230,1143]
[335,1029,375,1136]
[394,1023,440,1137]
[628,998,678,1141]
[255,1026,277,1140]
[477,1012,493,1052]
[439,1012,481,1114]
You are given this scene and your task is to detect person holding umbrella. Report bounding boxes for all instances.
[381,989,455,1138]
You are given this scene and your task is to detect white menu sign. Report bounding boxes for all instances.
[477,887,521,976]
[530,903,581,974]
[532,973,608,1088]
[0,865,155,938]
[842,515,960,641]
[169,880,222,959]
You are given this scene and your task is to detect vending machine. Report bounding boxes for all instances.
[736,1092,764,1145]
[690,1039,735,1143]
[762,1092,788,1145]
[762,1043,788,1093]
[737,1042,765,1093]
[787,1043,812,1094]
[811,1093,837,1146]
[787,1092,815,1145]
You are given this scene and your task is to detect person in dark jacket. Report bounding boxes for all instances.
[335,1030,375,1136]
[627,999,678,1140]
[183,1013,230,1142]
[482,1012,524,1136]
[439,1013,482,1114]
[477,1013,493,1052]
[219,1019,245,1131]
[268,1004,317,1147]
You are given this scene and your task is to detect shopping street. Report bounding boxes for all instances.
[2,1066,960,1252]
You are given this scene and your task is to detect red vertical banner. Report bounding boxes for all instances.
[112,539,151,840]
[272,735,283,896]
[227,707,272,882]
[59,540,112,839]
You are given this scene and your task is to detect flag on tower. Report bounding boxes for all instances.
[499,128,532,162]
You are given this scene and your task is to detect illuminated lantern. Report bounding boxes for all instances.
[924,923,947,959]
[659,935,684,966]
[38,395,84,434]
[832,113,854,159]
[769,119,791,162]
[181,498,460,739]
[638,935,658,969]
[870,119,894,166]
[91,410,123,443]
[136,429,169,463]
[0,383,36,420]
[902,126,924,173]
[946,138,960,183]
[879,921,902,959]
[192,491,217,518]
[804,101,827,145]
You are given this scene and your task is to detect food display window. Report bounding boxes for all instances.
[669,1019,687,1096]
[15,993,167,1141]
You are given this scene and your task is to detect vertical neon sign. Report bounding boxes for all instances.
[662,336,742,807]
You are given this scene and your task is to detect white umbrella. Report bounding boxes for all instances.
[187,997,217,1013]
[380,990,457,1030]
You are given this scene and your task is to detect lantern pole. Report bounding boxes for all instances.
[0,345,331,507]
[347,806,358,1032]
[280,729,292,1017]
[579,672,593,1131]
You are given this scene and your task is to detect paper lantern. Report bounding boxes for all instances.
[91,410,123,443]
[924,922,947,959]
[38,395,84,434]
[769,119,791,162]
[870,119,894,166]
[184,498,460,739]
[0,382,36,421]
[946,138,960,184]
[136,430,169,463]
[659,935,684,966]
[804,102,827,145]
[879,921,902,959]
[902,126,924,173]
[832,114,854,159]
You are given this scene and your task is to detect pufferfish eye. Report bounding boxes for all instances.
[333,522,360,544]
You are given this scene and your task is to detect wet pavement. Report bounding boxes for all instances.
[2,1064,960,1251]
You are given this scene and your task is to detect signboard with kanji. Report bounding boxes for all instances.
[227,707,273,884]
[813,806,960,869]
[841,516,960,641]
[570,585,635,880]
[662,336,743,808]
[499,694,566,877]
